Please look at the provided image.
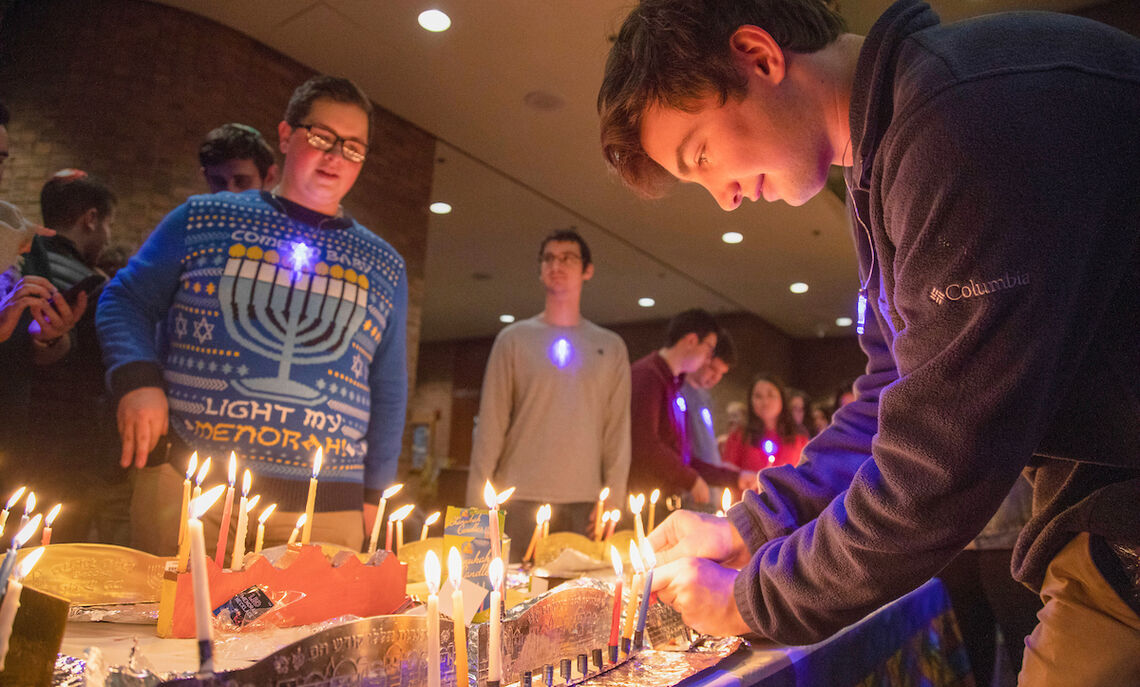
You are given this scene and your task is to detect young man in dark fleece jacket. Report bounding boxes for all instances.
[598,0,1140,683]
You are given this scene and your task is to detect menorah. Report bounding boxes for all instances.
[218,243,369,405]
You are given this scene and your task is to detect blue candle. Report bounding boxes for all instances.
[633,568,654,650]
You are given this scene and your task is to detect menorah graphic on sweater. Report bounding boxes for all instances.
[218,243,368,405]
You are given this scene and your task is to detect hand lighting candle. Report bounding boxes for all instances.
[178,453,198,550]
[367,483,404,555]
[488,557,504,687]
[18,491,35,531]
[40,504,62,546]
[214,453,237,566]
[0,515,42,598]
[393,504,414,553]
[633,540,656,651]
[0,487,26,536]
[448,547,468,685]
[593,487,610,541]
[621,541,643,655]
[424,550,441,687]
[230,473,253,569]
[302,448,322,545]
[648,490,660,532]
[287,513,306,546]
[608,545,623,663]
[420,511,441,541]
[254,503,276,554]
[629,494,645,541]
[188,485,226,675]
[0,546,44,670]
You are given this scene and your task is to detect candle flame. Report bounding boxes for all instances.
[424,511,441,527]
[610,545,623,576]
[5,486,26,510]
[599,487,610,501]
[242,469,252,496]
[189,484,226,519]
[600,510,611,525]
[16,546,45,579]
[496,486,515,505]
[482,481,496,509]
[186,452,198,480]
[382,483,404,499]
[628,540,644,574]
[196,457,211,486]
[45,503,62,527]
[389,504,414,522]
[13,514,43,549]
[650,489,660,504]
[610,508,621,523]
[258,503,277,524]
[489,557,504,591]
[535,508,545,525]
[294,513,307,530]
[448,546,463,587]
[24,491,35,515]
[424,549,441,595]
[629,493,644,514]
[542,504,552,522]
[312,447,323,478]
[227,452,237,485]
[245,494,261,513]
[639,539,657,569]
[722,488,732,513]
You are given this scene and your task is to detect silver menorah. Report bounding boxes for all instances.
[218,243,368,405]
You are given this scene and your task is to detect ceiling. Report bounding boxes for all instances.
[155,0,1107,342]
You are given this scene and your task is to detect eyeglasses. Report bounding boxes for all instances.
[293,123,368,163]
[540,253,582,267]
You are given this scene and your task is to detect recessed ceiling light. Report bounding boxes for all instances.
[836,317,853,327]
[789,282,809,294]
[499,314,515,324]
[721,231,743,244]
[638,297,656,307]
[429,202,452,214]
[418,9,451,32]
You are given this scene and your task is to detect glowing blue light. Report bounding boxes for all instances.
[763,439,776,456]
[550,338,572,369]
[290,241,313,271]
[675,396,687,413]
[700,408,713,429]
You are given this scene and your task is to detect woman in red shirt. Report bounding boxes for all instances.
[722,375,808,472]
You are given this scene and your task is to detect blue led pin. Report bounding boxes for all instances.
[550,338,572,369]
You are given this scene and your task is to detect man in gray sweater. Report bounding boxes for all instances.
[466,229,631,560]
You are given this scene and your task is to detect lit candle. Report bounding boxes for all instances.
[598,510,611,543]
[0,487,26,536]
[193,457,211,503]
[633,540,656,651]
[40,504,61,546]
[621,541,643,655]
[482,482,514,566]
[385,512,395,552]
[541,504,551,538]
[188,485,226,675]
[214,453,237,567]
[254,503,276,554]
[629,493,645,541]
[522,506,545,563]
[424,550,441,687]
[605,509,620,541]
[302,448,321,545]
[488,557,504,685]
[448,547,467,685]
[421,511,441,541]
[287,513,306,546]
[367,483,404,555]
[0,515,42,596]
[0,546,44,671]
[593,487,610,541]
[230,473,253,570]
[648,489,660,532]
[608,546,623,662]
[178,452,198,550]
[392,504,414,553]
[719,488,732,518]
[18,491,35,531]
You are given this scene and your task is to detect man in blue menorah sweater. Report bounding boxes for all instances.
[98,75,407,555]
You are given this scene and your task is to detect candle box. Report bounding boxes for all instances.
[158,544,407,638]
[0,585,69,687]
[442,507,507,615]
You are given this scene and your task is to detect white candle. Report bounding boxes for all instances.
[421,511,441,541]
[188,485,225,675]
[488,557,504,684]
[214,453,237,567]
[18,491,35,531]
[448,547,467,684]
[392,504,414,553]
[482,483,514,565]
[178,453,198,550]
[593,487,610,541]
[541,504,550,538]
[0,487,26,537]
[648,489,660,532]
[367,483,403,555]
[254,503,276,554]
[0,547,44,671]
[40,504,61,546]
[302,448,321,545]
[288,513,306,546]
[630,493,645,541]
[230,478,254,570]
[425,550,441,687]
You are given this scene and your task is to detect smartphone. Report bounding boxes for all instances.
[62,274,106,306]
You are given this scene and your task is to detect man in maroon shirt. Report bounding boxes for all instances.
[628,309,719,506]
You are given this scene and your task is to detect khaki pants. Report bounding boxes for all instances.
[1019,533,1140,686]
[131,462,364,558]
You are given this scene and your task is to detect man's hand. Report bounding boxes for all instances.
[737,470,758,493]
[117,387,169,468]
[690,475,711,504]
[29,289,86,341]
[648,509,751,569]
[0,275,56,342]
[651,557,752,637]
